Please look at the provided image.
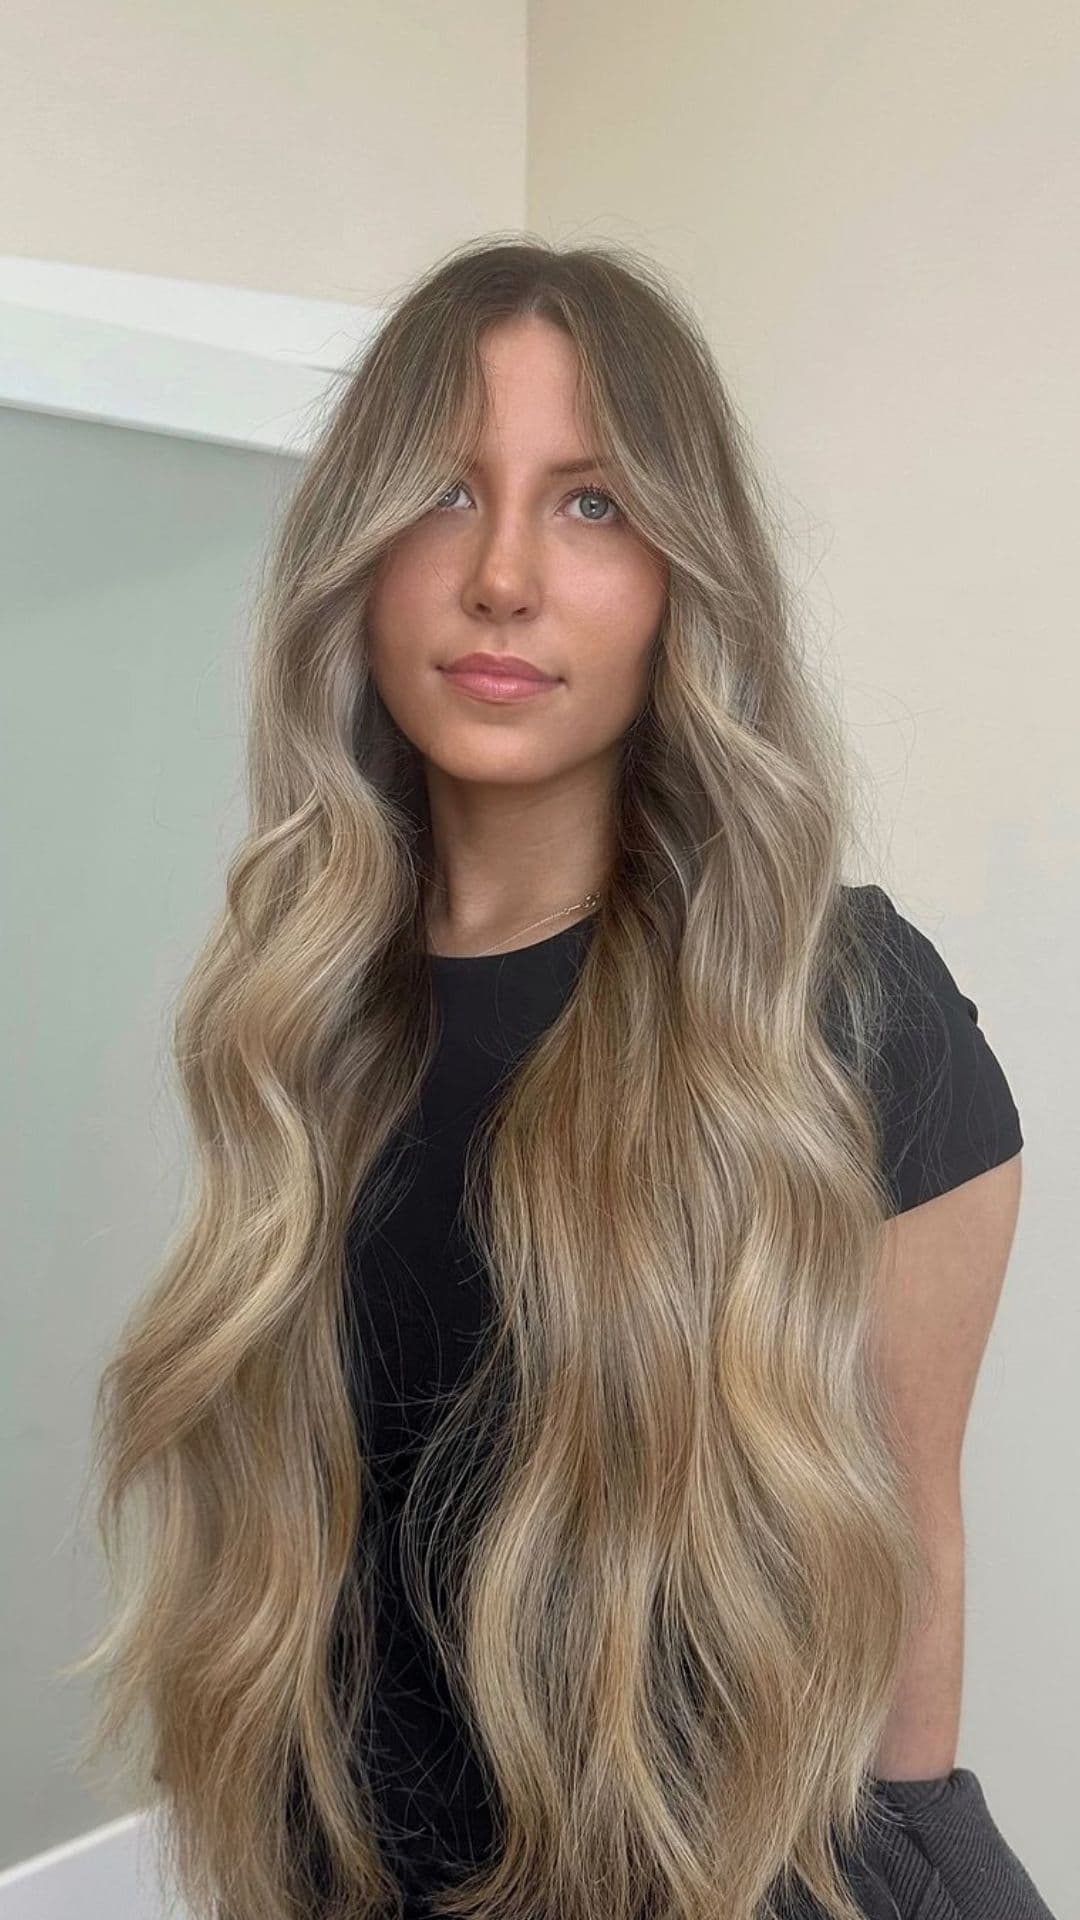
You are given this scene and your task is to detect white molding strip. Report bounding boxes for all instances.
[0,1807,189,1920]
[0,256,382,456]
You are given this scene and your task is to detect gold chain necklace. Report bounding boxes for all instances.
[429,889,602,958]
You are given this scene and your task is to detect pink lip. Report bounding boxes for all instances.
[444,651,557,681]
[440,667,560,704]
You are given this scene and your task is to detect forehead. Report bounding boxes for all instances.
[470,316,597,462]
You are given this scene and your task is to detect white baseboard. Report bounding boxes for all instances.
[0,255,382,455]
[0,1808,192,1920]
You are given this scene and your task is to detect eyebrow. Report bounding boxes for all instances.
[547,456,609,476]
[467,455,609,478]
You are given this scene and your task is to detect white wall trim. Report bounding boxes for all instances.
[0,1807,188,1920]
[0,257,381,455]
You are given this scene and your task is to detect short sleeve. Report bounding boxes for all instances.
[857,885,1024,1216]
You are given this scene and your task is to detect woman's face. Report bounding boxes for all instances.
[366,315,668,792]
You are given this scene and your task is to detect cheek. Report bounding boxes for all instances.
[565,635,656,746]
[588,567,664,702]
[599,553,667,666]
[367,529,434,624]
[365,570,429,688]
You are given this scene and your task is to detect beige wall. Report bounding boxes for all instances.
[0,0,525,301]
[2,0,1075,1906]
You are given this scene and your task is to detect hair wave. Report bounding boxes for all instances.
[66,233,926,1920]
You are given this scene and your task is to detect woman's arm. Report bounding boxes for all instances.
[854,1151,1056,1912]
[872,1506,966,1780]
[869,1150,1022,1779]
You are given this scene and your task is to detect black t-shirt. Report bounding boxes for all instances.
[341,883,1025,1917]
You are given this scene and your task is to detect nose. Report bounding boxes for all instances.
[462,526,541,622]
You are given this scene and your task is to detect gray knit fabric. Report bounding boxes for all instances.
[774,1767,1057,1919]
[867,1767,1057,1917]
[808,1766,1060,1920]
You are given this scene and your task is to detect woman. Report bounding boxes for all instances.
[68,237,1055,1920]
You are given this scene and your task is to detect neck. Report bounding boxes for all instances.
[419,755,617,949]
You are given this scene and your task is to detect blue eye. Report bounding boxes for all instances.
[566,485,621,525]
[436,482,468,510]
[434,481,621,525]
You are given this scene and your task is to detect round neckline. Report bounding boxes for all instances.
[427,908,598,968]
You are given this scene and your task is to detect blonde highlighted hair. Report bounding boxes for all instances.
[66,234,925,1920]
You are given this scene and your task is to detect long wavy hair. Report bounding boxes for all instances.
[65,233,927,1920]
